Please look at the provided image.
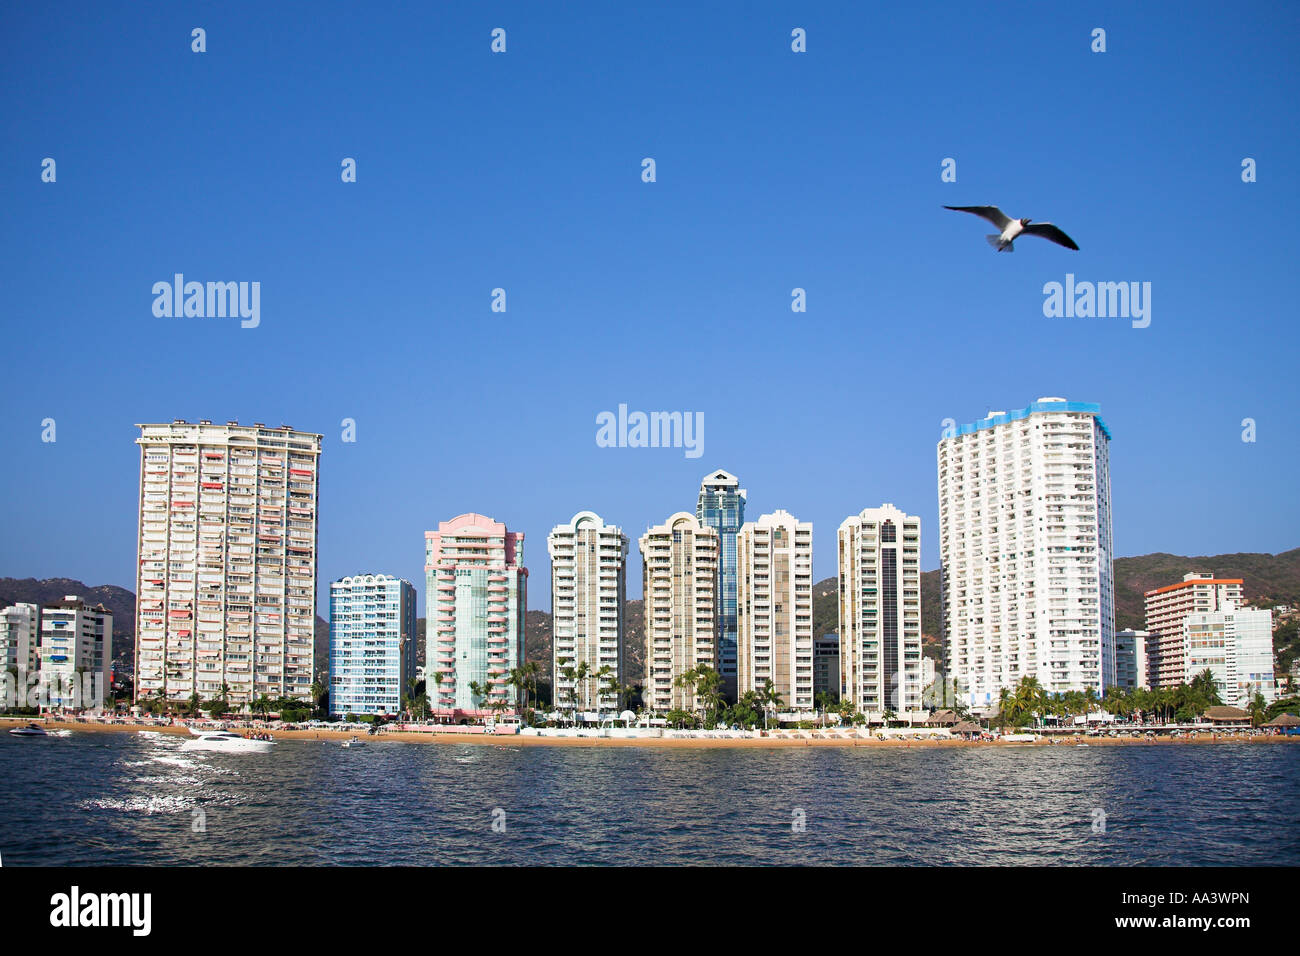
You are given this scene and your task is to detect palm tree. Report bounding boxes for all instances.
[594,666,620,721]
[814,690,836,728]
[520,660,540,717]
[674,665,703,722]
[758,678,784,730]
[310,680,327,719]
[505,667,525,717]
[430,671,447,720]
[697,667,726,728]
[1189,669,1223,707]
[558,658,590,726]
[468,679,491,719]
[1006,676,1044,728]
[996,688,1013,733]
[1247,692,1267,728]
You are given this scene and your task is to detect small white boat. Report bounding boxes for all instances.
[8,723,48,737]
[341,736,365,748]
[181,731,273,754]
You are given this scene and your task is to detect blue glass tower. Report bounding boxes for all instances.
[696,470,746,700]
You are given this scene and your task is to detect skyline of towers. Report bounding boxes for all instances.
[133,421,321,706]
[736,510,814,712]
[938,398,1116,707]
[548,511,629,713]
[640,512,719,714]
[697,470,746,699]
[328,573,417,718]
[424,513,528,714]
[838,505,923,716]
[88,408,1280,719]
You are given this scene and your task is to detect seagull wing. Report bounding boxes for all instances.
[1020,222,1079,250]
[943,205,1011,231]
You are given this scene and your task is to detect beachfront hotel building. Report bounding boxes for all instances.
[937,398,1116,709]
[697,470,746,699]
[839,505,923,716]
[1144,573,1244,688]
[424,514,527,715]
[134,421,321,707]
[1114,629,1150,690]
[328,574,417,718]
[640,513,719,714]
[0,603,41,688]
[39,596,112,711]
[548,511,629,714]
[735,510,814,713]
[1184,605,1276,706]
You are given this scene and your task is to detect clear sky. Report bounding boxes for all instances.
[2,1,1297,614]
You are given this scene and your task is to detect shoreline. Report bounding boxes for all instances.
[5,718,1298,749]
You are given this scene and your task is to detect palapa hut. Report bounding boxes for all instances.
[1263,712,1300,735]
[925,710,960,727]
[1201,705,1251,727]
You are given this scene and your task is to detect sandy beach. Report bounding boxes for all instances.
[4,717,1297,749]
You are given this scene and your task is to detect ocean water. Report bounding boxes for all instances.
[1,733,1296,866]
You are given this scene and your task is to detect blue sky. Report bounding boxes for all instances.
[2,1,1297,613]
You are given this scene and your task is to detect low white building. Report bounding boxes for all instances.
[39,596,112,711]
[1114,629,1150,690]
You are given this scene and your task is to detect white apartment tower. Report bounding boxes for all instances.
[135,420,321,707]
[329,574,417,718]
[548,511,629,713]
[736,510,814,713]
[938,398,1116,708]
[839,505,923,716]
[40,596,112,711]
[640,513,719,714]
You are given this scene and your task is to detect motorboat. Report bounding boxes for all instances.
[8,723,48,737]
[181,731,274,754]
[341,736,365,748]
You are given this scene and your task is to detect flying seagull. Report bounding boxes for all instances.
[944,205,1079,252]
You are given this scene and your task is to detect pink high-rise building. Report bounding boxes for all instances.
[424,514,527,715]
